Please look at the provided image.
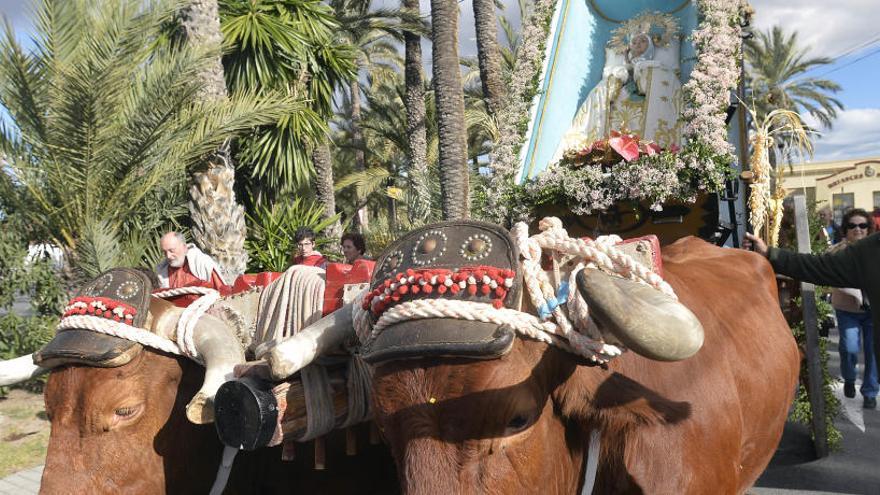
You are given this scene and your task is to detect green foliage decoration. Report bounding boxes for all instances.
[0,231,65,395]
[778,200,842,450]
[245,198,341,272]
[0,0,308,277]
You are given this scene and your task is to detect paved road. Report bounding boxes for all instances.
[2,325,878,494]
[0,465,42,495]
[753,324,880,495]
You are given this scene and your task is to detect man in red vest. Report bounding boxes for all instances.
[155,231,226,291]
[290,227,328,269]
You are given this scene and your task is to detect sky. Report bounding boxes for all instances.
[1,0,878,163]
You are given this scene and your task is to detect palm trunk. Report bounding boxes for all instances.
[181,0,248,282]
[349,78,369,230]
[430,0,469,220]
[472,0,505,117]
[312,140,342,243]
[403,0,430,224]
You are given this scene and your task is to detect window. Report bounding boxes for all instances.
[832,193,855,226]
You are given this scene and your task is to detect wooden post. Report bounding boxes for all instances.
[793,195,829,458]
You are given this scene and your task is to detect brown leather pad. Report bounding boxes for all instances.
[361,319,515,364]
[34,329,143,368]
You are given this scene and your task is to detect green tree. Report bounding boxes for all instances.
[402,0,430,222]
[0,0,305,278]
[335,78,440,230]
[745,26,843,129]
[219,0,357,197]
[328,0,424,229]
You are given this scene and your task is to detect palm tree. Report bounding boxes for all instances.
[745,26,844,130]
[430,0,470,219]
[402,0,430,221]
[219,0,358,245]
[219,0,355,195]
[472,0,506,117]
[179,0,249,282]
[328,0,424,229]
[0,0,305,278]
[335,78,440,230]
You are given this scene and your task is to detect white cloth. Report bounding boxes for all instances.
[155,244,222,288]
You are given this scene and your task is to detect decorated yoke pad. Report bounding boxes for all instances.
[34,268,152,369]
[360,221,521,363]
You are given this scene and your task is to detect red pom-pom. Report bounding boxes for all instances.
[423,285,433,294]
[398,285,409,295]
[406,268,415,277]
[437,285,447,294]
[437,274,447,285]
[95,310,103,316]
[474,270,485,280]
[467,285,477,296]
[493,299,504,309]
[391,294,401,302]
[449,284,460,294]
[114,315,122,322]
[411,285,421,295]
[495,287,506,298]
[503,269,515,278]
[480,285,491,295]
[384,279,392,288]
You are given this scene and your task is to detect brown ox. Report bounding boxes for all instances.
[368,237,798,494]
[38,340,398,494]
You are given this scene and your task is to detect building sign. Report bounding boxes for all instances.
[826,173,865,189]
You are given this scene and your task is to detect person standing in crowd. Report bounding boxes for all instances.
[745,210,880,409]
[291,227,328,269]
[155,231,225,290]
[816,206,837,246]
[340,232,367,264]
[827,209,877,408]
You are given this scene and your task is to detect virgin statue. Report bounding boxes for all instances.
[552,13,683,164]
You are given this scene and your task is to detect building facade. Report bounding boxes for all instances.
[780,156,880,225]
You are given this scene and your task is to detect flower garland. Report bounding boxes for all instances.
[485,0,750,222]
[483,0,557,222]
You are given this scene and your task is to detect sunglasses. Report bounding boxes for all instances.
[846,222,870,230]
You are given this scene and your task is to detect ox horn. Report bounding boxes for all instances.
[264,302,356,381]
[575,269,704,361]
[0,354,48,386]
[184,313,246,424]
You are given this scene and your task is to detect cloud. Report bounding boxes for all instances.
[804,108,880,162]
[750,0,879,59]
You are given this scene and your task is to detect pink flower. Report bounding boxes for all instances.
[609,134,640,162]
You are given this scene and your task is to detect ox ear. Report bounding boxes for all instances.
[553,370,691,431]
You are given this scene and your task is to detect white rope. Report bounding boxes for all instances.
[57,315,183,355]
[356,217,675,364]
[176,289,221,361]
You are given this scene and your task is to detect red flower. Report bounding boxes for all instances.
[609,133,640,162]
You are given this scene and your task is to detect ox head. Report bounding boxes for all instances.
[0,269,224,493]
[357,221,698,493]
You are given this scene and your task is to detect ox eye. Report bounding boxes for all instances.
[504,413,534,435]
[114,406,138,418]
